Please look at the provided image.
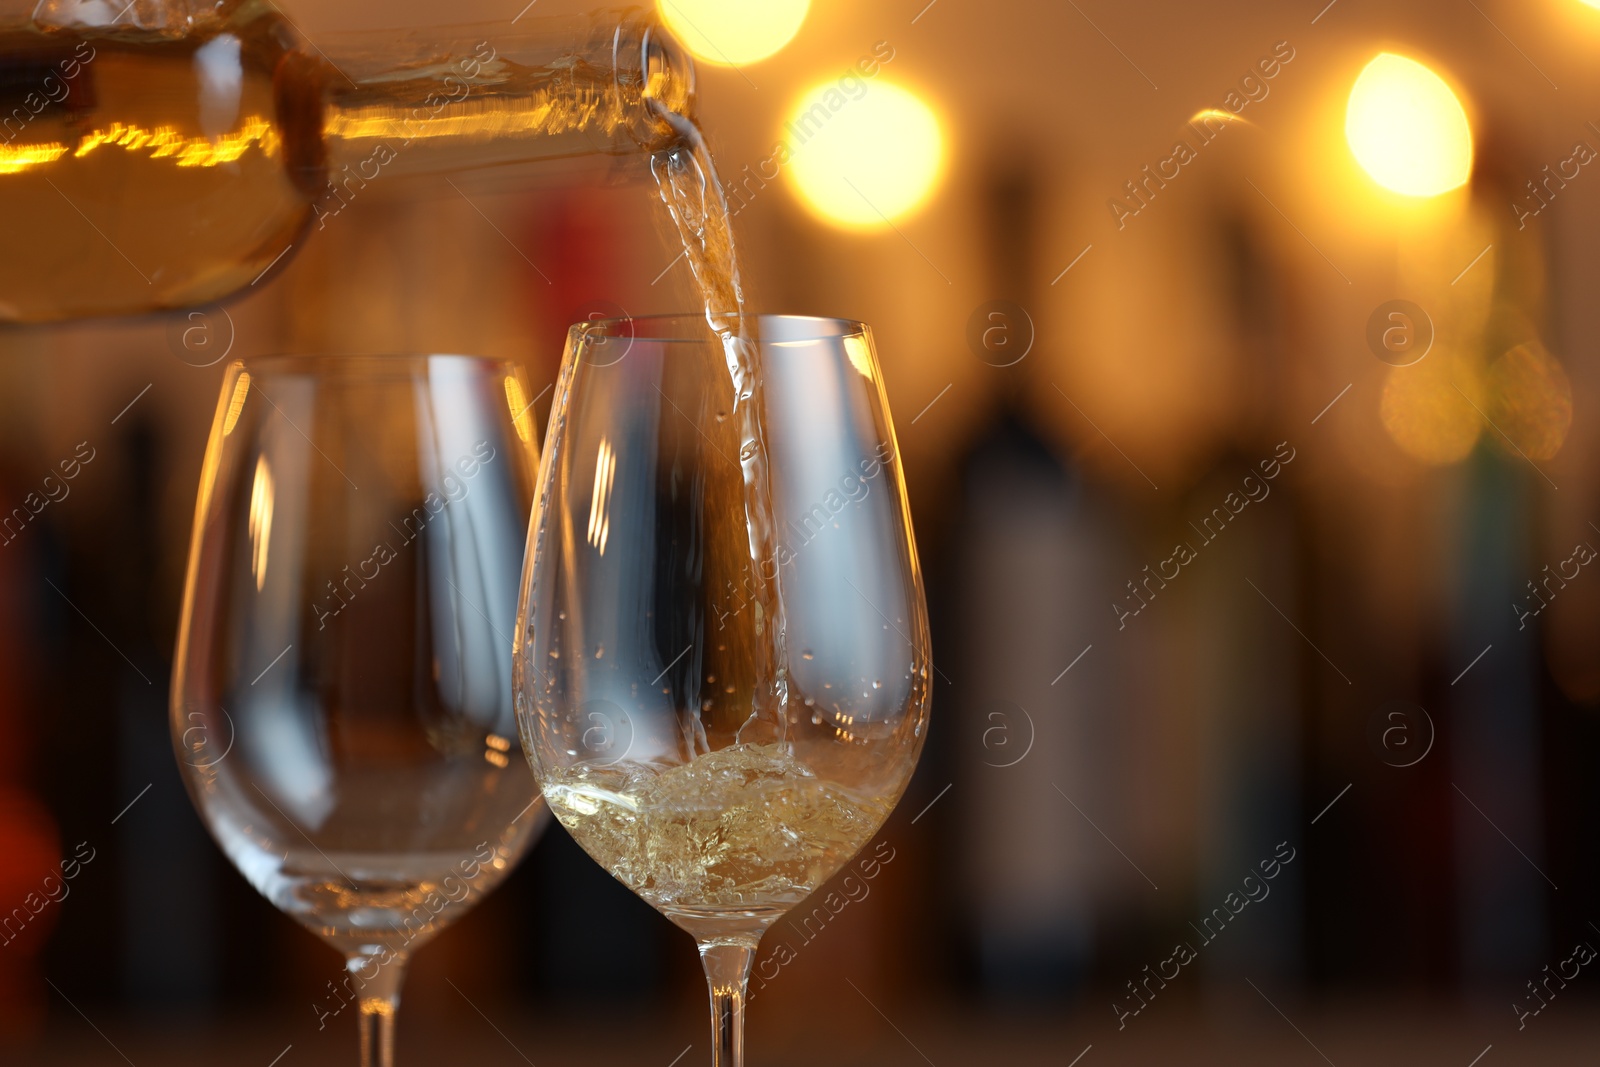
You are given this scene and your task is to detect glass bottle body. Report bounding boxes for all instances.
[0,0,692,322]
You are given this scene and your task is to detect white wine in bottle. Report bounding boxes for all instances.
[0,0,693,322]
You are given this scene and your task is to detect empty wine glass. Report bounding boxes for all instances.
[514,315,931,1067]
[172,354,547,1067]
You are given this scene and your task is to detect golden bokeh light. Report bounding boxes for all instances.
[784,80,945,231]
[1380,339,1573,466]
[656,0,808,66]
[1345,53,1473,197]
[1486,341,1572,462]
[1379,351,1482,465]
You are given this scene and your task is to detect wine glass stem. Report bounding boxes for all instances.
[348,951,408,1067]
[699,940,756,1067]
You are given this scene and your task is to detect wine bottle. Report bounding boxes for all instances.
[0,0,693,322]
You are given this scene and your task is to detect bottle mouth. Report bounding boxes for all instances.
[636,13,696,146]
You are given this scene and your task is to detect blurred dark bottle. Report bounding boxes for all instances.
[0,0,693,322]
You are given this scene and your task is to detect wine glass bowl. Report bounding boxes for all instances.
[172,354,546,1066]
[515,314,930,1063]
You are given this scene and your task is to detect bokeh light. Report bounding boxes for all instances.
[656,0,809,66]
[1487,340,1572,461]
[1345,53,1473,197]
[1380,350,1482,465]
[783,80,945,231]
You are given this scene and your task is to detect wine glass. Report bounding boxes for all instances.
[514,315,931,1067]
[172,354,547,1067]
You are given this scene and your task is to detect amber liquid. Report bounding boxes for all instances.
[542,743,889,924]
[650,119,792,750]
[0,13,309,320]
[0,8,679,322]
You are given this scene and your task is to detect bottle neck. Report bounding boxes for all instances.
[289,8,695,190]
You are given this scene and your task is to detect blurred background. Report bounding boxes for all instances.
[2,0,1600,1062]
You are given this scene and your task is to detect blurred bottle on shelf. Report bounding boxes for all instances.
[0,0,693,322]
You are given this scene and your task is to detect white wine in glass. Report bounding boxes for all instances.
[516,315,932,1067]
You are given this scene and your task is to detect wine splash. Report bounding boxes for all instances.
[541,743,890,924]
[649,112,791,750]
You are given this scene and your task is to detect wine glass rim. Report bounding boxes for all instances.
[225,353,517,376]
[573,313,868,342]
